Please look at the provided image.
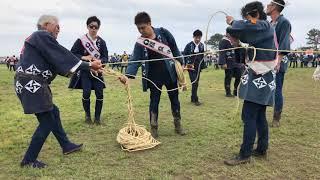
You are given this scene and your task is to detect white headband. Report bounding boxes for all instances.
[271,0,289,8]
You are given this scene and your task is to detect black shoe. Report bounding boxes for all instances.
[85,115,92,124]
[193,101,202,106]
[94,117,101,125]
[224,156,251,166]
[21,160,47,169]
[226,94,234,98]
[252,150,267,159]
[233,90,238,97]
[63,143,83,155]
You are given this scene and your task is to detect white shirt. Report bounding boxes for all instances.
[193,41,200,53]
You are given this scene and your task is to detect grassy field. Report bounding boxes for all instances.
[0,64,319,179]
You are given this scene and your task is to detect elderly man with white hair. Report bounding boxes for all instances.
[14,15,103,168]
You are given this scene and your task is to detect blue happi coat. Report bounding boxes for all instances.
[68,36,108,89]
[14,31,81,114]
[227,20,277,106]
[126,27,184,92]
[183,41,205,71]
[218,37,246,69]
[272,15,292,73]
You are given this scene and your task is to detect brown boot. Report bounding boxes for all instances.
[271,111,281,128]
[172,111,186,136]
[224,156,251,166]
[150,112,158,138]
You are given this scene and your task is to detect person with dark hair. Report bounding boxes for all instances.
[223,1,277,166]
[183,29,205,106]
[121,51,129,73]
[119,12,185,138]
[9,55,17,71]
[5,56,10,69]
[218,33,246,97]
[15,15,103,168]
[266,0,292,127]
[68,16,108,125]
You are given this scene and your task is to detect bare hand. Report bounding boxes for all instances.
[226,16,234,25]
[221,64,227,69]
[118,75,128,85]
[90,59,103,71]
[82,55,94,62]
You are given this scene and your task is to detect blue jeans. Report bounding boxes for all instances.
[240,101,269,158]
[22,105,70,162]
[275,72,285,112]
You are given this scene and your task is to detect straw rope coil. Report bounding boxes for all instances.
[102,68,161,152]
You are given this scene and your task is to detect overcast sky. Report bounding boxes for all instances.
[0,0,319,56]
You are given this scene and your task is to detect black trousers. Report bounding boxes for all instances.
[121,66,127,74]
[240,101,269,158]
[289,61,298,68]
[148,79,180,126]
[224,68,241,95]
[10,65,16,71]
[188,70,201,102]
[22,105,70,162]
[81,72,104,120]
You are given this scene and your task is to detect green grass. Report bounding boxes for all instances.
[0,64,319,179]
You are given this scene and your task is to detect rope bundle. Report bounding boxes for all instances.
[174,60,187,91]
[102,68,161,152]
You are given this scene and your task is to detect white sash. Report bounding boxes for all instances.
[136,37,187,90]
[80,34,101,59]
[136,37,174,59]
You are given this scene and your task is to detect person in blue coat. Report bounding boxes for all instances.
[14,15,103,168]
[218,33,246,97]
[223,1,277,166]
[68,16,108,125]
[266,0,292,127]
[121,12,185,138]
[183,30,206,106]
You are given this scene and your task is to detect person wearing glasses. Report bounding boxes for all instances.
[69,16,108,125]
[15,15,103,168]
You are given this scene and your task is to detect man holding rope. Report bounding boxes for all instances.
[15,15,103,168]
[68,16,108,125]
[218,32,246,97]
[266,0,292,127]
[183,30,206,106]
[121,12,186,138]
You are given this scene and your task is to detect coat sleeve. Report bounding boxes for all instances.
[183,43,192,65]
[218,40,228,65]
[277,20,291,56]
[28,32,81,76]
[100,40,109,64]
[70,39,84,59]
[227,20,270,43]
[125,43,142,78]
[162,28,184,65]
